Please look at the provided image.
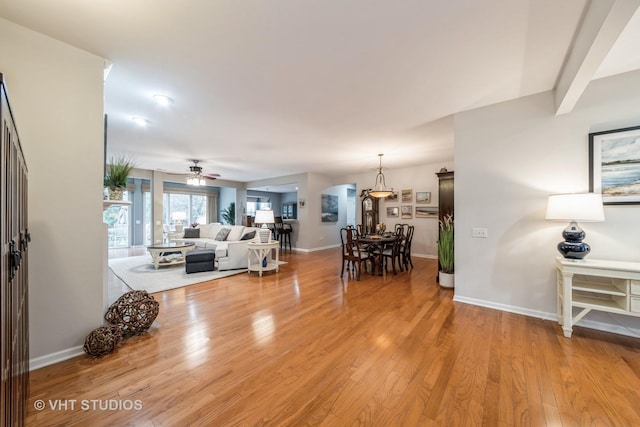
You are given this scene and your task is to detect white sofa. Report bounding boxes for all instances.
[173,223,268,271]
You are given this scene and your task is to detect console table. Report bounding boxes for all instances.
[555,257,640,338]
[247,241,280,276]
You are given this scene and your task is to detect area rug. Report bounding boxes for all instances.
[108,255,248,293]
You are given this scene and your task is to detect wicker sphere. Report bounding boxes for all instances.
[104,290,159,337]
[83,324,123,357]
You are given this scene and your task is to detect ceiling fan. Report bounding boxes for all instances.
[168,160,220,186]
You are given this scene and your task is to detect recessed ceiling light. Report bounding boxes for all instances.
[132,116,150,126]
[153,94,174,106]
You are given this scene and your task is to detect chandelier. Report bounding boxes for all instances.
[368,154,393,198]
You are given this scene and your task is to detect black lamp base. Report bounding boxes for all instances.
[557,241,591,259]
[557,220,591,260]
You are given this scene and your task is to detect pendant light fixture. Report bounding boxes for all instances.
[368,153,393,198]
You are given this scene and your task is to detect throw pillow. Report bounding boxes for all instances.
[226,225,245,241]
[240,230,256,241]
[183,228,200,238]
[215,227,231,241]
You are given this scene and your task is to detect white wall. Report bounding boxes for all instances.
[304,173,338,249]
[0,19,106,365]
[454,69,640,335]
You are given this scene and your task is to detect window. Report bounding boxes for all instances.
[163,193,208,227]
[103,191,130,248]
[246,198,271,217]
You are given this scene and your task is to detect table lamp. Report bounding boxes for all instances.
[171,211,187,233]
[254,209,275,243]
[545,193,604,259]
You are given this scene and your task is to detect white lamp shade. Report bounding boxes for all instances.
[255,209,274,243]
[545,193,605,222]
[254,209,275,225]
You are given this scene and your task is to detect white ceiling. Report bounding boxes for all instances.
[1,0,639,184]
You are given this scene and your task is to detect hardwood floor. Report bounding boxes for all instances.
[27,249,640,426]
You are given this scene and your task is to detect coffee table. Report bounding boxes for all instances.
[147,242,196,269]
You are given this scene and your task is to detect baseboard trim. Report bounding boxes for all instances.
[413,253,437,260]
[453,295,556,321]
[303,244,341,253]
[454,295,640,339]
[30,345,84,371]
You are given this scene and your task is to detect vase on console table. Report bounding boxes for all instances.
[107,187,124,201]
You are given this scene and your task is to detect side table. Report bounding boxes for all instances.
[247,241,280,276]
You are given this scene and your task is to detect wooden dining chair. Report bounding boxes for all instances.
[378,233,404,275]
[395,223,409,238]
[348,224,370,252]
[400,225,415,269]
[340,227,370,280]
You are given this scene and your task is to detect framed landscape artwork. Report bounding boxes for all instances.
[416,191,431,204]
[386,207,399,218]
[401,189,412,203]
[589,125,640,205]
[415,206,438,218]
[401,205,412,219]
[321,194,339,222]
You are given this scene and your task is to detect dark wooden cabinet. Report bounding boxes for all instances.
[1,73,29,426]
[436,169,454,221]
[436,169,454,276]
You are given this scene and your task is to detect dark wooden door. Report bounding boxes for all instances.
[1,73,29,427]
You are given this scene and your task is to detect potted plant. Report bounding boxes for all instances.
[437,214,454,288]
[104,155,135,200]
[221,202,235,225]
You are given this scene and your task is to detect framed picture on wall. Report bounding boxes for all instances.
[386,206,399,218]
[416,191,431,204]
[321,194,339,222]
[401,205,412,219]
[589,125,640,205]
[401,189,412,203]
[415,206,438,218]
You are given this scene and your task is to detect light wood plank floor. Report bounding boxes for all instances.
[27,248,640,426]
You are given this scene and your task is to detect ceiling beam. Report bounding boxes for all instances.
[554,0,640,115]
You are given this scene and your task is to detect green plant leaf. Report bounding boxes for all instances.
[104,155,135,190]
[437,214,454,273]
[221,202,235,225]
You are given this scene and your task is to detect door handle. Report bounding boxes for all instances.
[9,239,22,281]
[20,229,31,251]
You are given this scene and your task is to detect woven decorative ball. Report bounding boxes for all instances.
[83,324,123,357]
[104,290,159,337]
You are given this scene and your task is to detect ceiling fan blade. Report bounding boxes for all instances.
[203,174,220,179]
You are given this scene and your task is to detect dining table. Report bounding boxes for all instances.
[359,234,397,276]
